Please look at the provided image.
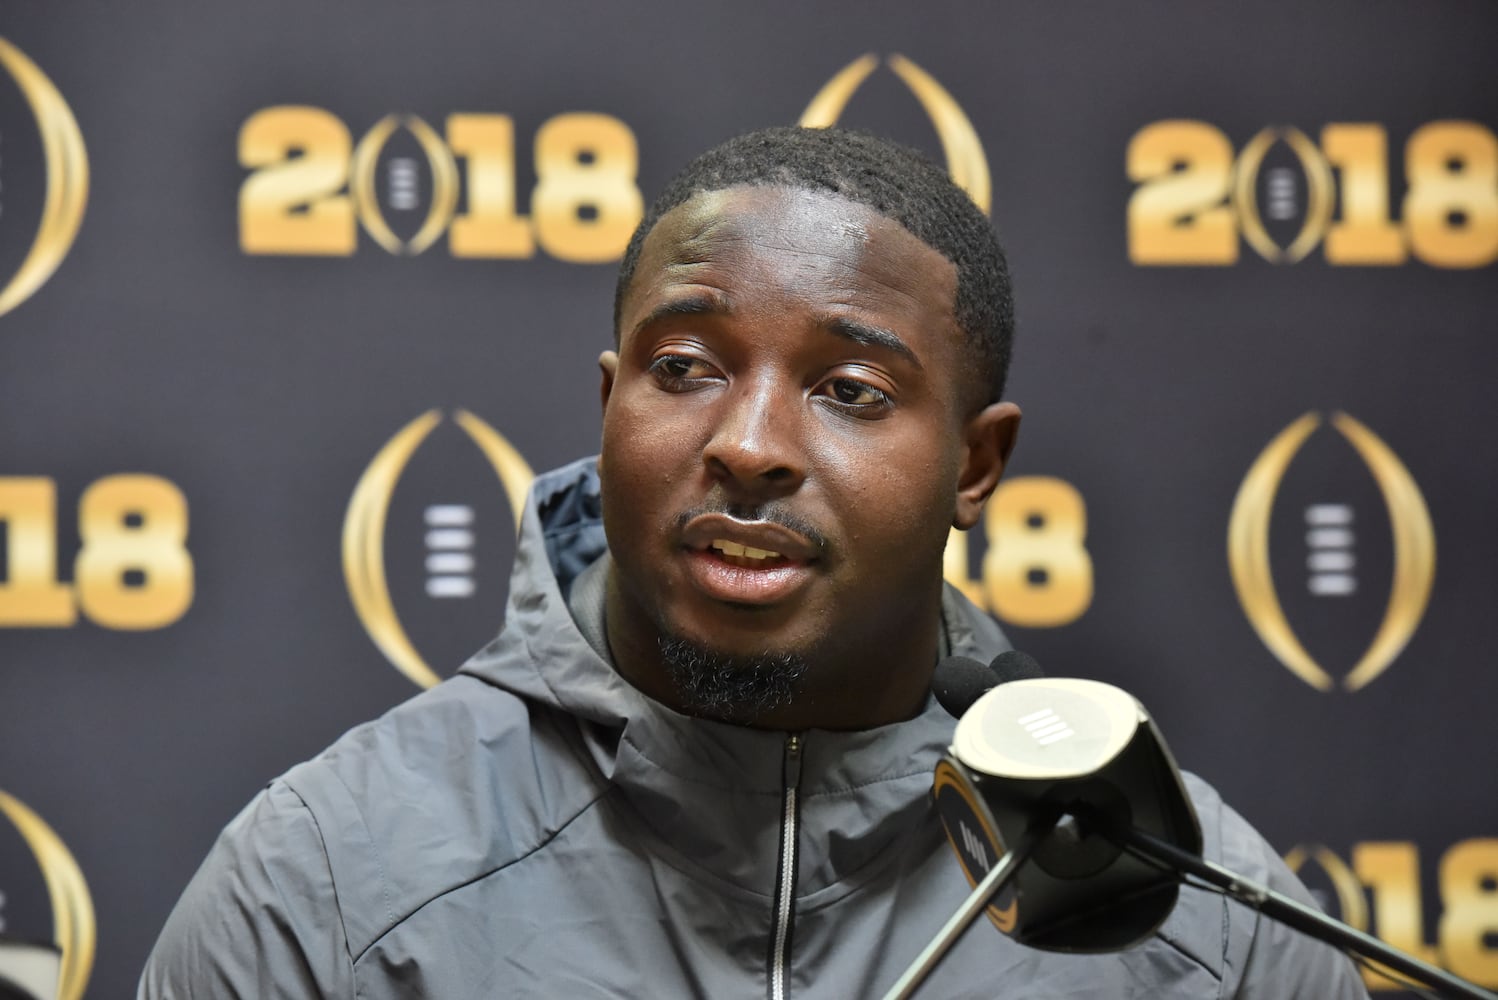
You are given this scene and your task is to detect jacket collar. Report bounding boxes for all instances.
[461,457,1010,897]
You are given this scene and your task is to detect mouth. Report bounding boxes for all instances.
[679,513,822,606]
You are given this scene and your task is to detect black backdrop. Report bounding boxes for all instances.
[1,3,1495,996]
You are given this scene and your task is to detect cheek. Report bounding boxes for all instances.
[816,430,960,552]
[601,393,696,501]
[608,407,666,449]
[815,412,960,495]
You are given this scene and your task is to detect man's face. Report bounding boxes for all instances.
[599,185,1016,726]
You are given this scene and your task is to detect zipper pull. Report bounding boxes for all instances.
[784,733,804,788]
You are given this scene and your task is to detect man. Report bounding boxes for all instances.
[141,127,1367,997]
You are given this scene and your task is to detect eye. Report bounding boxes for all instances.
[648,353,717,388]
[822,377,891,410]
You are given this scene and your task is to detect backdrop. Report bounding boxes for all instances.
[1,2,1495,997]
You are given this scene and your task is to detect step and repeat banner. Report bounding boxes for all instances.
[1,2,1495,996]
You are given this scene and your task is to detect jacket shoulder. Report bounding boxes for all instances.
[279,675,606,958]
[1170,773,1368,998]
[142,672,610,997]
[139,780,355,998]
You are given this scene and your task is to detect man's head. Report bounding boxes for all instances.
[615,126,1015,410]
[598,126,1021,731]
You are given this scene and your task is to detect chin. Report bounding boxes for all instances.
[656,631,811,724]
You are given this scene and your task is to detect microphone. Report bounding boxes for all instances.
[931,651,1043,719]
[931,660,1198,953]
[887,655,1199,1000]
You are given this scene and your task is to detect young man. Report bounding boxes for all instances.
[140,127,1367,998]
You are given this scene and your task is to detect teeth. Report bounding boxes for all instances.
[711,539,782,560]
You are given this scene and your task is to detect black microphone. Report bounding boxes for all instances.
[931,651,1044,719]
[930,655,1200,953]
[888,655,1200,999]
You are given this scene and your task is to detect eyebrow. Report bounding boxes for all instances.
[629,292,727,340]
[630,293,923,370]
[825,316,923,369]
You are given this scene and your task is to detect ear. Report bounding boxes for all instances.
[953,401,1022,530]
[598,350,619,413]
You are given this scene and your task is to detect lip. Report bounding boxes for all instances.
[679,512,822,606]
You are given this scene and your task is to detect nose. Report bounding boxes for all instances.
[702,376,806,499]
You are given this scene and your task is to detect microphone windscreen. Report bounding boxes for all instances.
[989,649,1045,684]
[931,656,997,719]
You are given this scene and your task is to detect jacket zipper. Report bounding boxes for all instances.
[769,732,803,1000]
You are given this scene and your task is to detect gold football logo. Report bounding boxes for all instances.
[800,54,991,215]
[0,789,94,1000]
[0,37,89,319]
[933,758,1017,932]
[348,115,459,255]
[343,410,534,688]
[1231,127,1334,264]
[1228,412,1435,692]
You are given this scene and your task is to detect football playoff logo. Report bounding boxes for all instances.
[343,410,534,688]
[0,37,88,319]
[1228,412,1435,692]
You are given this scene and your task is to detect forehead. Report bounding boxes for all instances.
[619,185,960,337]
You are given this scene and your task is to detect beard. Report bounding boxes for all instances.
[657,633,809,726]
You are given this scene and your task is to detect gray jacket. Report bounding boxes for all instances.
[140,458,1368,998]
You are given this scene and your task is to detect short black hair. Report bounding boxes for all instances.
[614,125,1014,404]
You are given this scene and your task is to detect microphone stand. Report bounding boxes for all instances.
[1114,824,1498,1000]
[881,822,1047,1000]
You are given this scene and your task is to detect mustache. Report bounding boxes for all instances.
[672,499,831,554]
